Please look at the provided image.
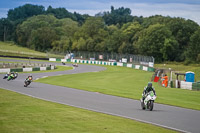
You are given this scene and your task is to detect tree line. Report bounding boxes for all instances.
[0,4,199,62]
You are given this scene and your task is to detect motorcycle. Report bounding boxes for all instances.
[13,73,18,80]
[141,91,156,111]
[24,77,33,87]
[3,73,9,79]
[72,63,78,67]
[7,73,15,81]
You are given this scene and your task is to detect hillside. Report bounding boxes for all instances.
[0,41,63,58]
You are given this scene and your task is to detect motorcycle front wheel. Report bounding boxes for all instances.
[149,101,154,111]
[141,100,145,110]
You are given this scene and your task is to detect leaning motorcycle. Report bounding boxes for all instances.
[141,91,156,111]
[3,74,9,79]
[72,63,78,67]
[13,73,18,80]
[24,77,32,87]
[7,74,14,81]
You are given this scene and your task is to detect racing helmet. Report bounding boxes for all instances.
[147,82,152,87]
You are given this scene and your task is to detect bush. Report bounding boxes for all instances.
[196,54,200,62]
[184,59,192,65]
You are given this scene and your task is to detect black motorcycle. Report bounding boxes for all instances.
[24,77,32,87]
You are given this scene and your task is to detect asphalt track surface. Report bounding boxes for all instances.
[0,58,200,133]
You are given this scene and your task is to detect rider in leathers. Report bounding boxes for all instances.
[142,82,156,101]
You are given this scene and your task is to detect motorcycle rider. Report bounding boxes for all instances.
[10,72,15,79]
[14,72,18,79]
[24,74,33,86]
[142,82,156,101]
[26,74,33,81]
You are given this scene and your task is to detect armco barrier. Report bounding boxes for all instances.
[135,65,140,69]
[56,58,61,61]
[127,64,132,68]
[23,68,32,72]
[33,67,40,71]
[49,58,155,72]
[11,68,23,72]
[46,66,51,70]
[0,66,55,73]
[0,68,10,73]
[180,81,192,90]
[143,66,148,71]
[61,59,66,62]
[49,58,56,61]
[40,67,46,71]
[192,82,200,91]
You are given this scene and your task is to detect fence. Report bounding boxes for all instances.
[49,58,155,72]
[0,62,52,69]
[72,51,154,66]
[0,62,56,73]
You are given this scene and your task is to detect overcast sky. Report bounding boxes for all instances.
[0,0,200,25]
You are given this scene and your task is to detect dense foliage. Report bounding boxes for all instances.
[0,4,199,62]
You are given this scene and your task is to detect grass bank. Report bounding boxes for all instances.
[155,62,200,81]
[37,66,200,110]
[0,41,63,58]
[0,88,176,133]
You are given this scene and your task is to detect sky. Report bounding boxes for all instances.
[0,0,200,25]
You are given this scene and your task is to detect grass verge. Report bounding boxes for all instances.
[36,66,200,110]
[0,88,176,133]
[0,41,63,58]
[155,62,200,81]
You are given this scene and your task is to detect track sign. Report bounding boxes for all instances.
[122,58,127,63]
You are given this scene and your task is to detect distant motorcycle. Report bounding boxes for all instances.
[24,76,33,87]
[72,63,78,67]
[141,91,156,111]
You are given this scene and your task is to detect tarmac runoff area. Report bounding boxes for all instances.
[0,58,200,133]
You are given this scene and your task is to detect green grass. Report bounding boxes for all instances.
[0,41,63,58]
[0,88,176,133]
[155,62,200,81]
[37,66,200,110]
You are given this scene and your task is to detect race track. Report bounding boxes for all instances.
[0,58,200,133]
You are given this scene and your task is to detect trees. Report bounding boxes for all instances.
[29,27,57,51]
[0,18,13,41]
[167,18,199,61]
[46,6,76,20]
[103,6,133,26]
[135,24,178,62]
[7,4,45,21]
[46,6,88,25]
[16,15,79,52]
[2,4,200,62]
[187,27,200,62]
